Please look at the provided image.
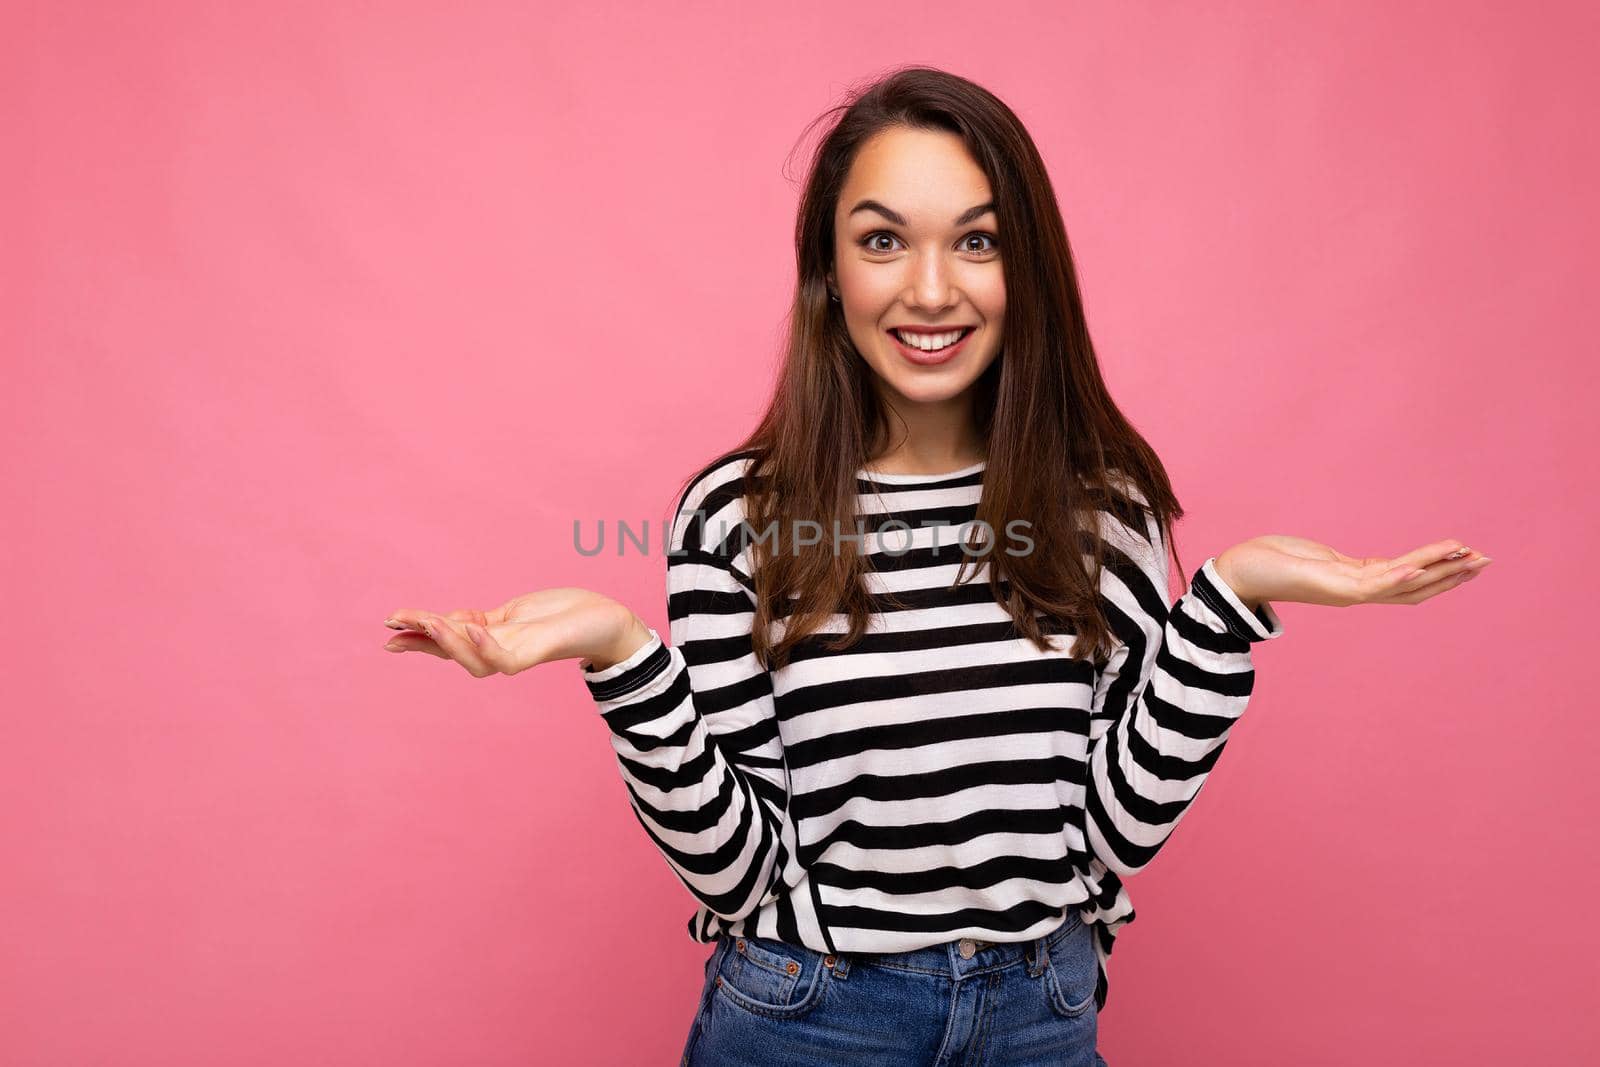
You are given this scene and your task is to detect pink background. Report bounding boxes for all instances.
[5,2,1596,1064]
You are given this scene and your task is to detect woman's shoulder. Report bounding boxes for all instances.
[665,448,765,562]
[674,447,761,514]
[1075,465,1149,507]
[1078,467,1161,555]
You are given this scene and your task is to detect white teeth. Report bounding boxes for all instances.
[893,328,967,351]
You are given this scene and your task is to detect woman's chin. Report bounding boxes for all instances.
[873,364,979,405]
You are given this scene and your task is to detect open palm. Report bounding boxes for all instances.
[1216,535,1492,609]
[381,587,640,678]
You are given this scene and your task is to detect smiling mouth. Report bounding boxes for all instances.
[887,326,976,352]
[887,326,976,365]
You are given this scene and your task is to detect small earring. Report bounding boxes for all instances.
[828,290,840,302]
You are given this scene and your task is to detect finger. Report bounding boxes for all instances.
[463,622,522,674]
[417,614,496,677]
[1352,559,1433,603]
[444,607,491,627]
[1381,571,1465,605]
[1384,549,1493,594]
[387,609,489,628]
[381,630,450,657]
[1382,539,1478,576]
[1374,563,1485,605]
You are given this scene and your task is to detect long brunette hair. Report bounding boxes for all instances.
[678,66,1186,671]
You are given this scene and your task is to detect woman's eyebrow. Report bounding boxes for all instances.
[847,199,996,227]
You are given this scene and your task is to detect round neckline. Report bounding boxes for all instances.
[855,459,987,484]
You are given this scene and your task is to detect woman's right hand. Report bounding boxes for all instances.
[381,588,653,678]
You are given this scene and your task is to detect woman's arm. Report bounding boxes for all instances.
[577,467,799,923]
[1084,502,1284,878]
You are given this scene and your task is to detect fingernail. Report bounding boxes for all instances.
[1465,557,1492,570]
[1446,548,1469,560]
[1458,571,1478,583]
[384,642,405,652]
[385,619,406,630]
[417,619,434,637]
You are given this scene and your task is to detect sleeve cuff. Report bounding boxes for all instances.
[1191,557,1285,642]
[579,628,671,703]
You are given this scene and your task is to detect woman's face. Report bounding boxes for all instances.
[829,126,1006,409]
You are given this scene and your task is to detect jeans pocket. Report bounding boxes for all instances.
[713,933,830,1020]
[1043,910,1096,1018]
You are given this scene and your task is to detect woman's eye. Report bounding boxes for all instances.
[858,231,999,255]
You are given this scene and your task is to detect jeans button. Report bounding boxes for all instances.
[958,938,976,959]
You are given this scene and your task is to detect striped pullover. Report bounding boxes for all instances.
[578,450,1283,1011]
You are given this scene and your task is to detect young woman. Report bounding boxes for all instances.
[383,67,1490,1066]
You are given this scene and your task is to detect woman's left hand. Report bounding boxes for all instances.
[1212,536,1493,612]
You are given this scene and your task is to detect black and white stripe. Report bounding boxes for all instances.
[580,451,1283,1011]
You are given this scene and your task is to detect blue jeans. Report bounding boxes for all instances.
[680,910,1108,1066]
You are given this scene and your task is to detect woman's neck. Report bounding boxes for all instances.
[862,440,987,476]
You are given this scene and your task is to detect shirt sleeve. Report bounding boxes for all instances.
[1084,498,1284,877]
[575,466,798,922]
